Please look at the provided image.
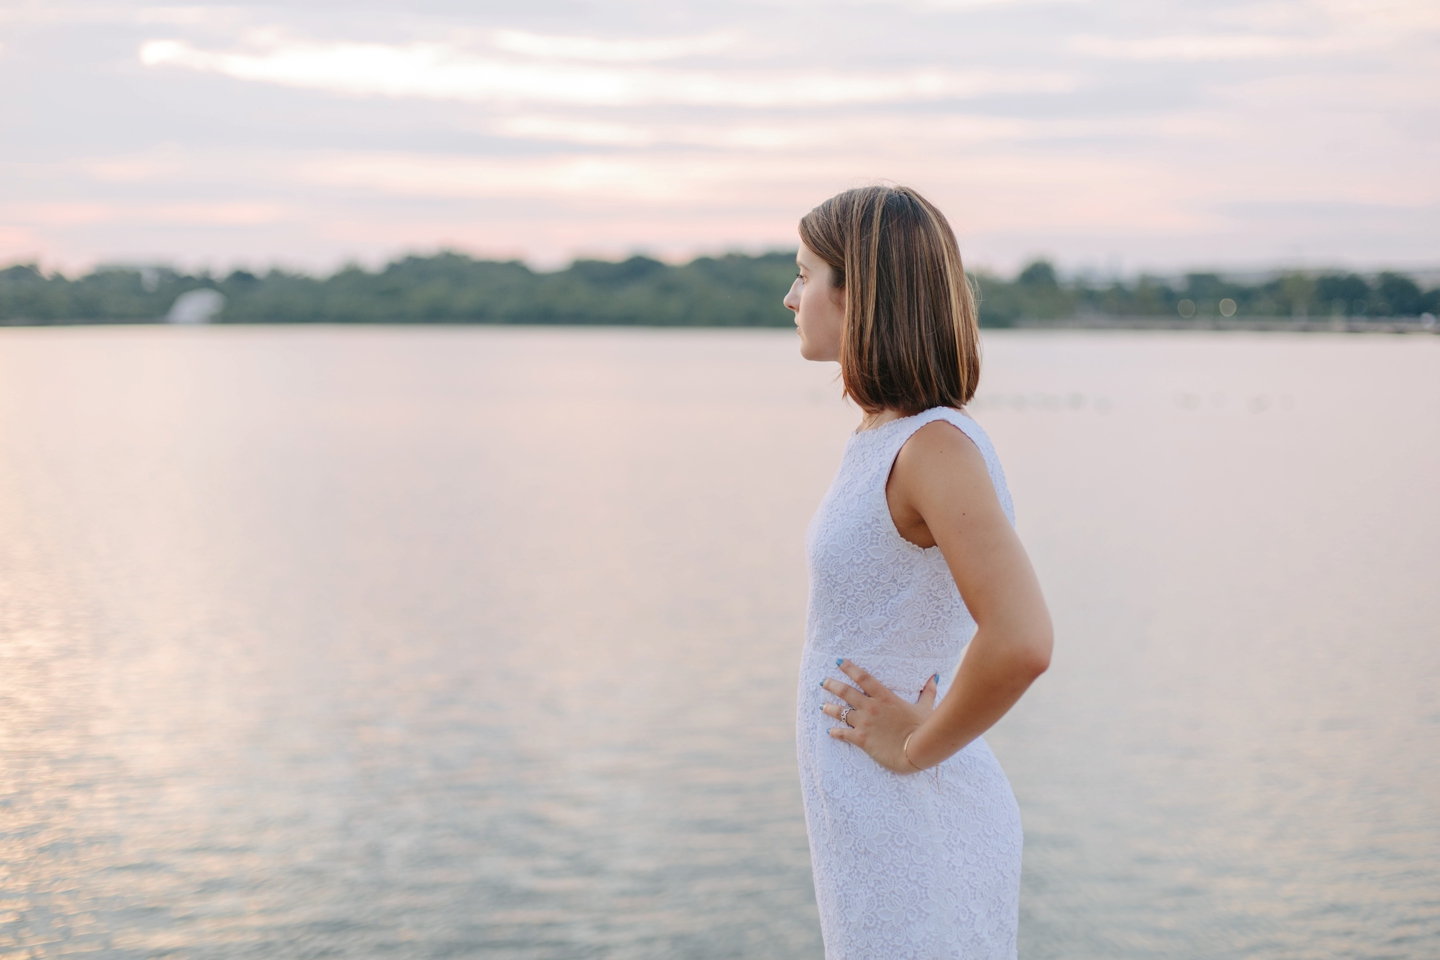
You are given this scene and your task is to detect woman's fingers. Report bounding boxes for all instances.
[819,677,865,707]
[838,659,888,699]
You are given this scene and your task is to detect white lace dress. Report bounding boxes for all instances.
[798,406,1024,959]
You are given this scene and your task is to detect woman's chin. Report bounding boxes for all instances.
[797,338,832,363]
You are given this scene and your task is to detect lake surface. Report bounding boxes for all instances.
[1,326,1437,959]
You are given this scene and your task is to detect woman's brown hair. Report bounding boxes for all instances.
[799,185,980,415]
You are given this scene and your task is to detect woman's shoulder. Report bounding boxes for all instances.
[891,408,1014,521]
[860,406,1000,475]
[905,407,993,453]
[896,410,990,470]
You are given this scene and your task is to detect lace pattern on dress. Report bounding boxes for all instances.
[797,407,1023,959]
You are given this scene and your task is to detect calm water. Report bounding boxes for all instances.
[1,326,1437,959]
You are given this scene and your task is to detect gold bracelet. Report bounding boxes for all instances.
[903,732,923,771]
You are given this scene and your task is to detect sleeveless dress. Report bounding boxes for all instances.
[797,406,1024,959]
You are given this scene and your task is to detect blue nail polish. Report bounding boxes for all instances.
[836,658,844,667]
[934,673,940,683]
[819,679,825,687]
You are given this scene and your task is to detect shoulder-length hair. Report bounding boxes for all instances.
[799,185,980,415]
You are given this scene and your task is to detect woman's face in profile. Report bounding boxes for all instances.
[785,242,845,362]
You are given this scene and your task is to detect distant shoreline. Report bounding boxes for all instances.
[5,253,1438,328]
[1013,316,1439,334]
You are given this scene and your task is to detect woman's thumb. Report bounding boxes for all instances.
[918,673,939,709]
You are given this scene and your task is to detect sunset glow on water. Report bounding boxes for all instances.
[1,327,1436,958]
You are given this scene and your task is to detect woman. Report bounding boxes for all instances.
[783,185,1053,959]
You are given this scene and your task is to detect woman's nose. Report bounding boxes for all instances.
[784,284,800,312]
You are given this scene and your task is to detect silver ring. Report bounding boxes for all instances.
[838,705,852,725]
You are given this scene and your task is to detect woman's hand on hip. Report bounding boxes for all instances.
[821,659,938,774]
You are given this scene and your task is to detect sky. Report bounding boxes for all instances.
[2,0,1437,277]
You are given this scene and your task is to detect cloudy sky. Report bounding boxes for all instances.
[2,0,1437,275]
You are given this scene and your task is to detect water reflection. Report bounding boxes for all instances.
[0,327,1436,959]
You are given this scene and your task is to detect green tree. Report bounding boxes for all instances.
[1315,274,1370,316]
[1373,272,1424,316]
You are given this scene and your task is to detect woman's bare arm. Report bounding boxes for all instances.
[821,419,1052,772]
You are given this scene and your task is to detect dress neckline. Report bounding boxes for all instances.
[850,406,969,439]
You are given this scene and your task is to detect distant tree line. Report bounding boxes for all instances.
[972,262,1439,324]
[1,252,1436,327]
